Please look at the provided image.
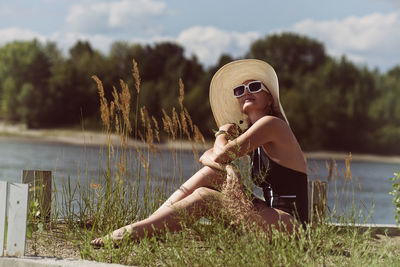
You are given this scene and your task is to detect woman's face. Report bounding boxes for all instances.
[236,80,273,115]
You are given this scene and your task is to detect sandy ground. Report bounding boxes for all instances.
[1,122,400,164]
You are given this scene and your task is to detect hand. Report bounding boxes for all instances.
[199,148,225,171]
[218,123,242,140]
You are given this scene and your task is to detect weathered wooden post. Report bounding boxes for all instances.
[308,180,327,224]
[0,181,7,256]
[0,181,29,257]
[22,170,52,220]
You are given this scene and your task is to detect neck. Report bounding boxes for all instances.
[247,111,266,124]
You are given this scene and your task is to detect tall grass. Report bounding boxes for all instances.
[25,60,400,266]
[308,155,373,225]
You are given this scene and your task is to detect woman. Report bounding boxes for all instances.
[91,59,308,246]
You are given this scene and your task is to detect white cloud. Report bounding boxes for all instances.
[0,27,114,57]
[0,27,47,45]
[66,0,168,35]
[290,12,400,70]
[176,26,261,66]
[50,32,114,54]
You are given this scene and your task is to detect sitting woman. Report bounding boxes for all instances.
[91,59,308,246]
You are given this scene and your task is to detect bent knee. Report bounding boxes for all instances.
[199,166,225,186]
[191,187,219,201]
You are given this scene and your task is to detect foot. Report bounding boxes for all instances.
[91,227,130,247]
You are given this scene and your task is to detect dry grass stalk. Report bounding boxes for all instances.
[171,107,182,137]
[180,111,190,141]
[93,60,210,184]
[193,125,205,144]
[110,101,115,121]
[178,78,184,110]
[112,86,120,112]
[325,159,334,182]
[221,165,264,229]
[184,108,194,132]
[152,116,160,143]
[119,79,132,134]
[136,144,149,172]
[307,163,317,180]
[93,75,111,132]
[162,109,175,140]
[140,106,156,153]
[132,59,141,94]
[115,115,120,135]
[344,154,352,181]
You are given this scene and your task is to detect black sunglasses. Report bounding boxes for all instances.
[233,81,270,98]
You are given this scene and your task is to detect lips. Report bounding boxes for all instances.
[243,96,255,102]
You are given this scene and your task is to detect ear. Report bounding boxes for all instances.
[265,97,274,115]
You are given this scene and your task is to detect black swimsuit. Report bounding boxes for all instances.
[251,147,309,225]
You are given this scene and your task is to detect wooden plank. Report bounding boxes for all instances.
[5,183,28,256]
[307,180,312,222]
[0,181,7,256]
[312,181,327,224]
[22,170,52,219]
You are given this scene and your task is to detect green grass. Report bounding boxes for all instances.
[24,62,400,266]
[55,213,400,266]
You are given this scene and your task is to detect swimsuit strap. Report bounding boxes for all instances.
[251,146,306,187]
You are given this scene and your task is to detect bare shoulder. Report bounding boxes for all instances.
[251,115,290,133]
[255,117,306,172]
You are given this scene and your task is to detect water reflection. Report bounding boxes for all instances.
[0,137,398,224]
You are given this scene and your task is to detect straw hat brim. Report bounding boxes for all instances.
[209,59,288,130]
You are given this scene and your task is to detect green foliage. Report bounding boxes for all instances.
[247,32,327,90]
[0,33,399,153]
[26,199,44,255]
[0,40,51,124]
[390,170,400,225]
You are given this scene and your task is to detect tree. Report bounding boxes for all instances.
[108,41,207,134]
[246,32,327,90]
[48,41,108,126]
[0,40,53,126]
[368,65,400,153]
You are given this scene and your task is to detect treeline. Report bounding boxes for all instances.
[0,33,399,154]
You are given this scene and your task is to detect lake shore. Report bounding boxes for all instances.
[1,122,400,164]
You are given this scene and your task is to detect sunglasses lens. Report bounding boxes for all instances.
[233,85,245,97]
[248,82,262,92]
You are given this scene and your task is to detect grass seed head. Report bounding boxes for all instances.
[178,78,184,110]
[132,59,141,94]
[93,75,111,131]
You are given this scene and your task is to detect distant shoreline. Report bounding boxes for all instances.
[1,123,400,164]
[305,151,400,164]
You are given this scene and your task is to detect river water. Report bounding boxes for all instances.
[0,136,398,224]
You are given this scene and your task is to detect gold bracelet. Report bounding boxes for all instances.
[214,129,227,138]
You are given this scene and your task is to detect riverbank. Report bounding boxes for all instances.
[1,122,400,164]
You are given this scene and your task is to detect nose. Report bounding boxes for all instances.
[243,87,251,96]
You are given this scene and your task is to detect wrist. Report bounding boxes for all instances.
[214,129,227,138]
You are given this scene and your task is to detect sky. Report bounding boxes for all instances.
[0,0,399,71]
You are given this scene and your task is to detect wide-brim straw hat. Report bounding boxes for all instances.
[209,59,288,130]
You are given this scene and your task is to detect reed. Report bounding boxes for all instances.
[24,60,400,265]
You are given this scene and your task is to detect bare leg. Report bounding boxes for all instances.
[91,166,225,246]
[91,187,221,245]
[151,166,225,217]
[252,198,295,234]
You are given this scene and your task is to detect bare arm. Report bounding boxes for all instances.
[199,148,225,171]
[212,116,288,164]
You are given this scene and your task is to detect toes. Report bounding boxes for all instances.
[91,238,104,246]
